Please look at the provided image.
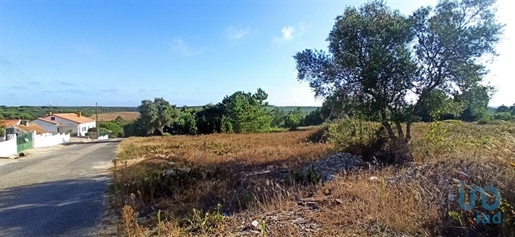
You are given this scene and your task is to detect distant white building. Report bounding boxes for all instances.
[31,112,96,137]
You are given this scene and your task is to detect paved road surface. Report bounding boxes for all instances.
[0,140,120,237]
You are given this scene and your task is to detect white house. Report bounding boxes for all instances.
[30,118,60,133]
[32,112,96,137]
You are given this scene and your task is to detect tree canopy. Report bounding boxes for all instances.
[294,0,503,162]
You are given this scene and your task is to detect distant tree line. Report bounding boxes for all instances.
[0,106,137,120]
[121,88,324,137]
[108,86,514,138]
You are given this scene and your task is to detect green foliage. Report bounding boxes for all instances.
[294,0,503,163]
[0,127,5,137]
[0,106,137,120]
[170,108,198,135]
[100,121,124,138]
[185,203,225,233]
[478,115,493,125]
[270,108,286,127]
[496,105,510,113]
[220,88,273,133]
[283,107,304,130]
[417,89,465,122]
[327,118,385,155]
[494,112,513,121]
[123,118,146,137]
[458,85,494,122]
[424,121,447,145]
[195,104,224,134]
[138,98,178,135]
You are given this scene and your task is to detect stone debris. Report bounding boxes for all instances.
[301,152,368,182]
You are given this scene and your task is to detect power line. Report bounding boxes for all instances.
[0,70,54,105]
[0,57,69,102]
[0,56,71,105]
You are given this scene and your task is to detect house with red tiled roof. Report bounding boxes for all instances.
[1,119,21,128]
[31,111,96,137]
[6,122,49,136]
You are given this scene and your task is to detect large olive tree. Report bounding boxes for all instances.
[294,0,502,162]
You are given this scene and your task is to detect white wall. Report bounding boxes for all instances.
[39,115,96,137]
[58,125,78,135]
[0,136,17,157]
[33,132,70,148]
[78,121,96,137]
[30,120,58,133]
[98,134,108,140]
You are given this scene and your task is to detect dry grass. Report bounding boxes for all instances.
[91,112,140,121]
[112,121,515,236]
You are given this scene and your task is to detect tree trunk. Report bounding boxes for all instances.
[380,108,395,138]
[404,121,412,144]
[394,120,405,140]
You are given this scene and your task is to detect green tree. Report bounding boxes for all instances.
[195,104,224,134]
[153,98,177,135]
[221,88,272,133]
[271,107,286,127]
[138,100,158,135]
[295,1,416,149]
[302,108,324,126]
[416,89,465,121]
[283,107,304,130]
[496,104,509,113]
[137,98,177,135]
[123,118,145,137]
[170,108,198,135]
[100,121,124,138]
[294,0,502,162]
[458,85,494,121]
[113,116,127,127]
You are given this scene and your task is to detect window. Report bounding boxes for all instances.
[51,117,55,121]
[57,128,60,133]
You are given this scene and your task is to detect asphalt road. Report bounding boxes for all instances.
[0,140,121,237]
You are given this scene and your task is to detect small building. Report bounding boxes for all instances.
[31,112,96,137]
[6,122,49,137]
[0,119,21,141]
[1,119,21,128]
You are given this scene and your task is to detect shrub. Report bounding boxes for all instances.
[494,112,513,121]
[478,115,493,125]
[326,117,387,160]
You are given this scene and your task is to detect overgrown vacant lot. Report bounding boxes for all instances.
[112,121,515,236]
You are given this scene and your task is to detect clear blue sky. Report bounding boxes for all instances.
[0,0,512,107]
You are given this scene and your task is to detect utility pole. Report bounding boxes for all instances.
[96,102,99,139]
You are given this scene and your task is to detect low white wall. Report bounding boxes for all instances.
[33,133,71,148]
[0,137,17,157]
[98,134,108,140]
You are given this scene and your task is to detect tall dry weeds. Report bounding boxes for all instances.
[111,122,515,236]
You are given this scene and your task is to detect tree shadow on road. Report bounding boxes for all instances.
[0,175,111,237]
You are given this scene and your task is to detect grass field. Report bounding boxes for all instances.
[90,112,140,121]
[112,121,515,236]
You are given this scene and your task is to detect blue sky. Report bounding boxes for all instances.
[0,0,512,107]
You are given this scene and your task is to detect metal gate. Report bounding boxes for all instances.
[17,133,33,153]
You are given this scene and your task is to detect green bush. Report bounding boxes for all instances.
[326,117,386,158]
[478,115,493,125]
[494,112,513,121]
